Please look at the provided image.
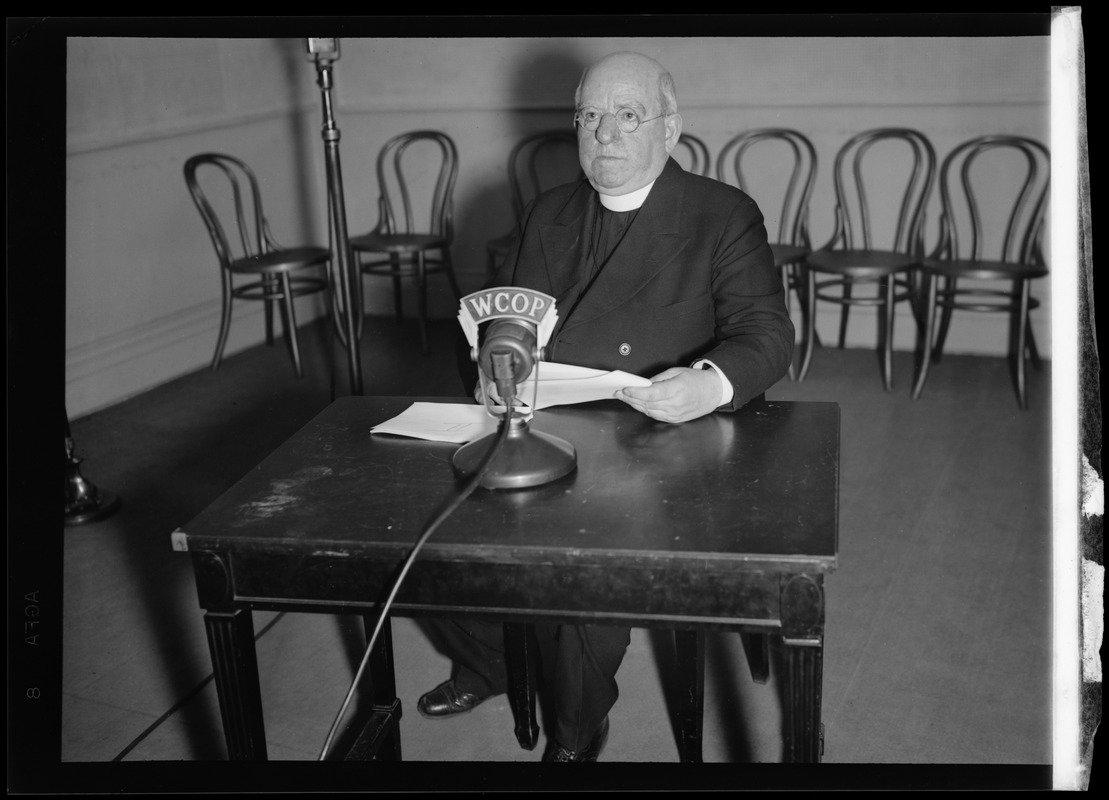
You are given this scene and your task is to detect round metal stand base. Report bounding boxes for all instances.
[65,493,122,527]
[453,416,577,490]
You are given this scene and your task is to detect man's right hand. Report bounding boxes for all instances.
[473,380,504,406]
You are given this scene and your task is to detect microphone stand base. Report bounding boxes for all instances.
[65,492,122,527]
[453,415,576,490]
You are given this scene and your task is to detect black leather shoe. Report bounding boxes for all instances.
[542,716,610,762]
[417,680,491,718]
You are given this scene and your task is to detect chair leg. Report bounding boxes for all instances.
[837,278,852,349]
[279,273,303,379]
[798,267,817,382]
[347,250,365,342]
[907,269,927,330]
[933,275,956,364]
[390,254,404,322]
[673,629,705,764]
[443,247,462,301]
[795,264,822,351]
[211,274,234,371]
[880,276,895,392]
[781,265,797,381]
[1024,291,1042,369]
[263,275,277,347]
[502,623,540,750]
[1014,279,1031,409]
[416,251,429,355]
[912,272,937,400]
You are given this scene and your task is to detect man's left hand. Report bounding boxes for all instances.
[615,367,721,423]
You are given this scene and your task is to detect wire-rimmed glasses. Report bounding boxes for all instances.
[574,107,668,134]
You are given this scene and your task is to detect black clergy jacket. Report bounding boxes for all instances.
[462,156,795,410]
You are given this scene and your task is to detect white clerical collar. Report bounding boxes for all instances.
[598,180,655,211]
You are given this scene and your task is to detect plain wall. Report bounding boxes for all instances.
[65,33,1051,418]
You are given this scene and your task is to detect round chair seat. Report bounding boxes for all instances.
[769,243,810,267]
[804,249,921,276]
[350,232,450,253]
[230,246,331,274]
[921,257,1048,282]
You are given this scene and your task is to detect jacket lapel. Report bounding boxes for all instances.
[537,184,596,308]
[560,158,690,332]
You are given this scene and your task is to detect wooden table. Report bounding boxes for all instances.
[173,396,839,762]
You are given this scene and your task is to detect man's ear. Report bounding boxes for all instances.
[664,112,684,153]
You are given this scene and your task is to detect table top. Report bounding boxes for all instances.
[178,396,839,574]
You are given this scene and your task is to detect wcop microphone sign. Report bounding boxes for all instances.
[457,288,560,358]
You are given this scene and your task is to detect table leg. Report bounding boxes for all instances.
[503,623,539,750]
[350,613,402,761]
[740,632,770,684]
[780,573,825,763]
[673,629,705,763]
[203,608,267,760]
[781,639,824,762]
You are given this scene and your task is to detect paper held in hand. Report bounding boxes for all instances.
[370,362,650,443]
[509,361,651,410]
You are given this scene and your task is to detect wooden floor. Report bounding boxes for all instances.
[50,314,1058,790]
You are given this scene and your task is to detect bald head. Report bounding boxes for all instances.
[575,52,678,118]
[576,50,678,117]
[574,51,683,196]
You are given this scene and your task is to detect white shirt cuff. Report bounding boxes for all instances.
[691,359,734,408]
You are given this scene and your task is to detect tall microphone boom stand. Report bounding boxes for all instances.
[309,40,363,396]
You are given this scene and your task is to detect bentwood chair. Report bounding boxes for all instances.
[485,130,581,276]
[674,132,712,177]
[911,135,1050,409]
[350,130,461,354]
[184,153,330,379]
[798,128,936,390]
[717,129,819,379]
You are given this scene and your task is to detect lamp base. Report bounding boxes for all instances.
[453,414,576,490]
[65,491,122,527]
[65,435,122,526]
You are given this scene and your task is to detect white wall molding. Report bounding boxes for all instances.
[66,298,325,419]
[798,303,1051,361]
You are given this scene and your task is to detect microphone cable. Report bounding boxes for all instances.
[317,408,514,760]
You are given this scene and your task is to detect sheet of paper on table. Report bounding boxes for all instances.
[370,362,651,443]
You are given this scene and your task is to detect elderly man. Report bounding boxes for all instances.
[419,51,794,762]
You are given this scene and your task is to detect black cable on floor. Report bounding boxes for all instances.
[317,413,513,760]
[110,611,289,762]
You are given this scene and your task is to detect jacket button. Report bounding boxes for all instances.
[618,343,631,356]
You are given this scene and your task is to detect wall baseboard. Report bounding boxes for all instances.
[797,303,1051,360]
[66,298,324,419]
[65,289,1049,420]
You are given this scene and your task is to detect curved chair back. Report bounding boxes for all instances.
[674,132,712,177]
[184,153,272,268]
[373,130,459,241]
[183,152,330,377]
[824,128,937,256]
[933,135,1050,266]
[909,134,1050,409]
[716,128,818,250]
[507,130,582,220]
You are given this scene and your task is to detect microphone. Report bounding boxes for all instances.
[453,290,577,490]
[479,318,537,407]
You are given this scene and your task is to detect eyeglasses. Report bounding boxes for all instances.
[573,107,668,134]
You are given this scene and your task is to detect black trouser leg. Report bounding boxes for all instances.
[535,623,631,752]
[419,618,508,696]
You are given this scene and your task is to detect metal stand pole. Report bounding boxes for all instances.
[310,40,363,396]
[65,408,121,526]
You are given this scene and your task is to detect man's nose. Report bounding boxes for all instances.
[595,114,621,144]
